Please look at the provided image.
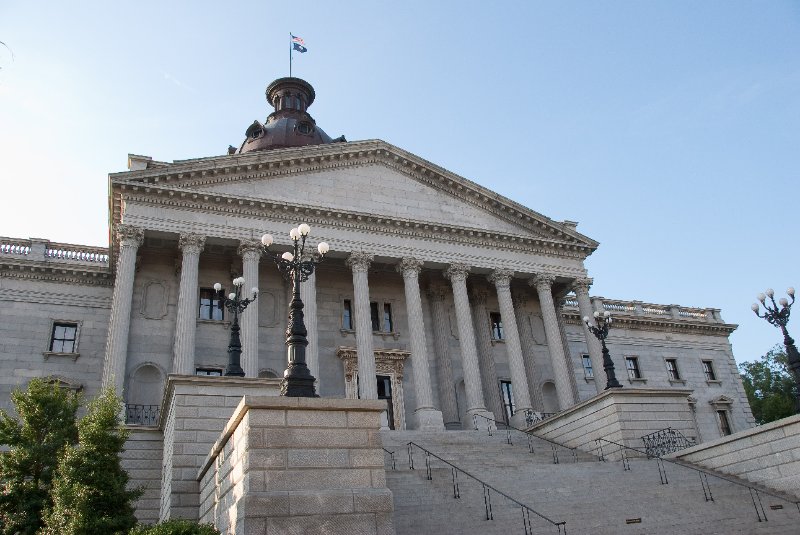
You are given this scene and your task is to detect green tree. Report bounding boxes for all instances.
[0,378,79,535]
[739,345,797,424]
[130,519,220,535]
[40,387,142,535]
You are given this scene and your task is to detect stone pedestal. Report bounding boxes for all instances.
[198,396,394,535]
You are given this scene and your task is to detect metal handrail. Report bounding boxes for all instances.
[406,441,567,534]
[471,413,595,463]
[382,447,396,470]
[640,427,695,458]
[594,437,800,522]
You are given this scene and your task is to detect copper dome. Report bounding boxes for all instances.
[236,77,345,154]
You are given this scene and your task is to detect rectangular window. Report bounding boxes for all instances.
[50,322,78,353]
[195,367,223,376]
[717,410,732,436]
[370,302,380,331]
[500,380,515,422]
[625,357,641,379]
[342,299,353,330]
[665,359,681,381]
[199,288,224,320]
[383,303,393,332]
[490,312,504,340]
[702,360,716,381]
[582,355,594,378]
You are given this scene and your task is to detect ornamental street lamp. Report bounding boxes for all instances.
[751,287,800,413]
[584,310,623,390]
[261,223,329,397]
[214,277,259,377]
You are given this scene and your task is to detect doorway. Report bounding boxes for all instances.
[377,375,394,430]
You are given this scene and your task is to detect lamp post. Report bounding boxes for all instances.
[261,223,329,397]
[752,287,800,412]
[584,310,623,389]
[214,277,258,377]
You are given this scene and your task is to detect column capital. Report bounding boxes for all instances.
[444,263,471,283]
[530,273,556,291]
[115,224,144,248]
[487,268,514,289]
[571,277,593,294]
[345,251,373,273]
[397,256,423,277]
[237,239,262,259]
[178,233,206,254]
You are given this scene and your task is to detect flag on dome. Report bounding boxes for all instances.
[291,34,307,53]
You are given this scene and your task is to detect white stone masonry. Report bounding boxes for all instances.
[172,233,205,376]
[238,240,261,377]
[346,252,378,399]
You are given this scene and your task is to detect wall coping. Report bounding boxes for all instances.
[528,387,694,432]
[668,413,800,459]
[196,395,388,481]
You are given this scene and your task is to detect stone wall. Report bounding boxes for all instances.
[528,388,695,459]
[198,396,393,535]
[123,427,164,524]
[670,414,800,500]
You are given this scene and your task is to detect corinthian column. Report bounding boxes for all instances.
[573,278,605,394]
[239,240,261,377]
[427,284,461,429]
[300,257,319,389]
[512,290,544,411]
[444,263,495,427]
[488,269,533,425]
[171,234,205,376]
[346,252,377,399]
[530,274,576,411]
[398,257,444,430]
[102,224,144,395]
[469,286,505,422]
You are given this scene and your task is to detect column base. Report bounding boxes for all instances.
[413,408,445,431]
[466,409,496,431]
[510,409,533,429]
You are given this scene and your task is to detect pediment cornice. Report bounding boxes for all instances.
[110,140,598,253]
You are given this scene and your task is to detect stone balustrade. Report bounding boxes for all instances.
[0,237,109,263]
[562,295,725,324]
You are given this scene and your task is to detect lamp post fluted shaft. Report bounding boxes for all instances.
[262,226,328,397]
[752,288,800,413]
[584,312,622,390]
[216,279,258,377]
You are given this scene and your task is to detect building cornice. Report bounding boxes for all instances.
[0,259,114,287]
[562,310,737,337]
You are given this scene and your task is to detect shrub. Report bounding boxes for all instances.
[130,519,221,535]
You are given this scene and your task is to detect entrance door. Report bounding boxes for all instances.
[377,375,394,430]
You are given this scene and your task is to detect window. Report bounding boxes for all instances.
[195,367,222,376]
[297,122,313,134]
[199,288,224,320]
[342,299,353,330]
[50,322,78,353]
[702,360,717,381]
[717,410,732,436]
[665,359,681,381]
[582,355,594,378]
[370,302,380,331]
[500,380,515,422]
[625,357,641,379]
[370,301,393,332]
[490,312,504,340]
[383,303,393,332]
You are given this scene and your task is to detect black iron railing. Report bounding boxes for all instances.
[641,427,696,458]
[406,441,567,535]
[594,437,800,523]
[382,447,396,470]
[125,404,160,426]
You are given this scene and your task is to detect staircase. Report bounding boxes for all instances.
[381,428,799,535]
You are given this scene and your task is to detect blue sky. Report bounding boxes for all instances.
[1,2,798,365]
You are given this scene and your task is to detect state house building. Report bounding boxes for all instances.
[0,77,753,445]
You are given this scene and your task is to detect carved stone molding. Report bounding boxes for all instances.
[336,346,409,430]
[397,256,423,277]
[237,239,262,260]
[116,224,144,248]
[178,233,206,254]
[487,268,514,289]
[444,263,470,282]
[571,277,593,294]
[346,251,373,273]
[530,273,556,291]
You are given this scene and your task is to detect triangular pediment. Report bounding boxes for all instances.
[111,140,598,251]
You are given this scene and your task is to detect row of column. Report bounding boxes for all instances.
[102,224,604,431]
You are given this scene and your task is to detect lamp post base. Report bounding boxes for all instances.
[280,376,318,397]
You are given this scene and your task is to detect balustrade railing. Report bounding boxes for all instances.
[45,245,109,263]
[406,441,567,534]
[563,294,721,323]
[594,437,799,523]
[125,404,160,426]
[641,427,695,458]
[0,240,31,255]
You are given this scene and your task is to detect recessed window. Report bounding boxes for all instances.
[195,367,223,376]
[582,354,594,378]
[383,303,393,332]
[665,359,681,381]
[490,312,504,340]
[702,360,716,381]
[369,302,393,332]
[342,299,353,330]
[625,357,641,380]
[199,288,224,321]
[50,322,78,353]
[370,302,380,331]
[297,122,313,135]
[500,380,515,422]
[251,128,263,139]
[717,410,732,436]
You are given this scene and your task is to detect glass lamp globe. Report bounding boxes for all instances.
[298,223,311,236]
[317,242,330,255]
[261,234,274,247]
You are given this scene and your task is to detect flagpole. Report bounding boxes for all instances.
[289,32,292,77]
